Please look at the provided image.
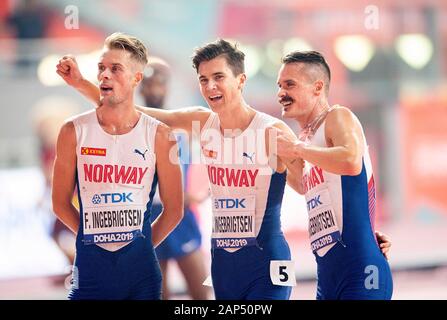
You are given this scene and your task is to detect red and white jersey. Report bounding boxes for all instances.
[200,111,286,252]
[72,110,160,252]
[303,110,376,257]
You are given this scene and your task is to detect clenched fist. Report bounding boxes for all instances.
[56,55,84,88]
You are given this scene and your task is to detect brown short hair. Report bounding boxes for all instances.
[192,39,245,76]
[282,51,331,95]
[282,51,331,81]
[104,32,148,67]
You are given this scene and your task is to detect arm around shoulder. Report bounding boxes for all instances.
[136,105,211,133]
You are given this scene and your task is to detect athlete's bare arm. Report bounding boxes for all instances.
[274,121,306,194]
[52,121,80,234]
[266,121,305,194]
[277,106,364,176]
[135,105,211,133]
[151,123,184,247]
[56,56,101,107]
[57,56,211,133]
[273,120,392,257]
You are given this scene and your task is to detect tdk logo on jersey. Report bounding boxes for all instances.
[307,195,322,211]
[214,198,246,209]
[92,194,101,204]
[92,193,133,204]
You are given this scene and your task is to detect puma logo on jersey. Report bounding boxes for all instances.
[242,152,255,163]
[134,148,148,160]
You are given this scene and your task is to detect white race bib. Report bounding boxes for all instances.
[211,195,257,249]
[306,188,341,254]
[270,260,296,287]
[82,189,146,244]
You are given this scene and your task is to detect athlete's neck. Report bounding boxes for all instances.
[217,100,256,134]
[97,101,140,135]
[298,100,331,130]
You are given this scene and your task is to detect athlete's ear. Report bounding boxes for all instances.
[133,71,143,88]
[238,73,247,90]
[314,80,324,96]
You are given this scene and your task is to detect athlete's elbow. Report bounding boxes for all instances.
[172,208,183,230]
[166,203,184,226]
[51,199,65,219]
[343,158,362,176]
[176,206,184,223]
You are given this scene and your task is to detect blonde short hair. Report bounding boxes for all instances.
[104,32,148,67]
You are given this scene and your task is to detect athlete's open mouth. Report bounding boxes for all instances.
[100,84,113,93]
[209,95,223,102]
[279,96,294,110]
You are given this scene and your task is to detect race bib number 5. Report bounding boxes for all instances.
[270,261,296,287]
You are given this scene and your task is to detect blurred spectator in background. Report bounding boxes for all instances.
[31,97,79,269]
[5,0,50,72]
[142,58,210,300]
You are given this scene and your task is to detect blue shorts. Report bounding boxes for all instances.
[69,235,162,300]
[151,204,202,260]
[211,235,292,300]
[316,242,393,300]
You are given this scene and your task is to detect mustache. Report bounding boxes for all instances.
[279,95,294,104]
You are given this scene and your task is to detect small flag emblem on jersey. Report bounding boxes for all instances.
[203,148,217,159]
[81,147,106,156]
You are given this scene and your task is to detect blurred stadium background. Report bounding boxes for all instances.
[0,0,446,299]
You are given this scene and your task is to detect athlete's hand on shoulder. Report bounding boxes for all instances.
[375,231,391,260]
[56,55,84,88]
